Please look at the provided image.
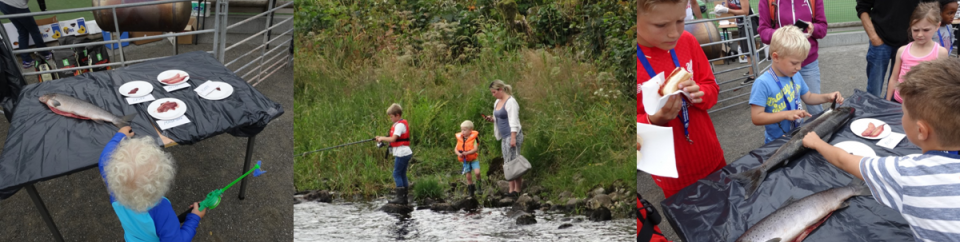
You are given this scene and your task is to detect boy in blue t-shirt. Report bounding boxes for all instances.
[749,26,842,143]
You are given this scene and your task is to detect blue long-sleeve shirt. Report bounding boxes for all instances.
[99,132,201,242]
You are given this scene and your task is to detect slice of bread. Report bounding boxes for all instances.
[659,67,691,96]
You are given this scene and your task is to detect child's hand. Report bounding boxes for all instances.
[375,136,383,142]
[678,79,704,104]
[781,110,812,121]
[118,126,134,138]
[802,131,824,149]
[650,95,683,125]
[829,92,844,105]
[189,202,207,219]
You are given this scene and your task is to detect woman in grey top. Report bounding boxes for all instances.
[483,80,524,198]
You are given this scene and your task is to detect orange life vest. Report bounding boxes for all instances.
[456,130,479,162]
[389,119,410,147]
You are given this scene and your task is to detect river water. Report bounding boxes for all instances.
[294,200,635,241]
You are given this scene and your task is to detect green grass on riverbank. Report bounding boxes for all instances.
[293,34,634,200]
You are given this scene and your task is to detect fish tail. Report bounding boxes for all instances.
[848,179,871,196]
[731,168,766,199]
[114,114,135,128]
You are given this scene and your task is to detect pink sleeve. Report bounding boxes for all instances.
[758,0,775,45]
[811,0,828,39]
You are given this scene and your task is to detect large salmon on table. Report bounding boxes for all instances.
[39,93,135,128]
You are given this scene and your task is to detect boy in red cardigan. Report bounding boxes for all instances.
[637,0,726,198]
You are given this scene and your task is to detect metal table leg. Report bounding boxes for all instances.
[25,184,64,242]
[238,134,257,200]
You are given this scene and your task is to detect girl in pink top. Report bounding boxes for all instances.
[887,2,949,103]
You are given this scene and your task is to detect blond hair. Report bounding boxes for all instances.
[106,136,176,212]
[489,80,513,96]
[461,120,474,129]
[770,26,810,60]
[637,0,684,14]
[387,103,402,116]
[909,2,941,41]
[899,58,960,145]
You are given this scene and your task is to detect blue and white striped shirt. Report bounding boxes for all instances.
[860,152,960,242]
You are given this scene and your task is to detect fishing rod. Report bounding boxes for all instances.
[299,138,385,156]
[177,161,267,222]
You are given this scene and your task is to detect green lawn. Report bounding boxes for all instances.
[1,0,94,24]
[703,0,861,24]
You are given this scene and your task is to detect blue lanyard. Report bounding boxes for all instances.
[638,45,692,143]
[939,28,953,54]
[768,69,802,129]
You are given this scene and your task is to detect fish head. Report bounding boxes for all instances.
[38,94,54,104]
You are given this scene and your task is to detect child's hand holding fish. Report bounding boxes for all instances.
[782,110,812,121]
[119,126,134,138]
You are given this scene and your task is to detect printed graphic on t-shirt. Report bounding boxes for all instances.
[766,82,802,113]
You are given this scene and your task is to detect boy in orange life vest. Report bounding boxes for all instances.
[637,0,726,198]
[375,103,413,205]
[455,120,481,197]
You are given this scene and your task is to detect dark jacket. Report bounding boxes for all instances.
[856,0,921,47]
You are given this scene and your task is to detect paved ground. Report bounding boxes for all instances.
[638,43,873,241]
[0,36,294,241]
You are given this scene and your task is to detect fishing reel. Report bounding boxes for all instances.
[376,142,386,148]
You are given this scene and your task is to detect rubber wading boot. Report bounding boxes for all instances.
[388,187,408,205]
[467,184,476,197]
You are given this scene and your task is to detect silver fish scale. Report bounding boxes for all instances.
[736,185,863,242]
[45,94,122,123]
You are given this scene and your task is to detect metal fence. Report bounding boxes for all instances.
[684,14,769,114]
[0,0,293,87]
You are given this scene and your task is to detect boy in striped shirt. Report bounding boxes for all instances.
[801,58,960,241]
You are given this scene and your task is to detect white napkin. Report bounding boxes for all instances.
[641,72,695,116]
[877,132,906,149]
[194,80,218,96]
[125,94,155,105]
[637,122,678,178]
[157,115,191,130]
[163,82,191,92]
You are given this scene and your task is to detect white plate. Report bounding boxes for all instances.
[119,81,153,97]
[850,118,891,140]
[157,70,190,85]
[833,141,877,157]
[199,82,234,100]
[147,98,187,120]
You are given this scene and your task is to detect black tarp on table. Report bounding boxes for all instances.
[661,90,916,242]
[0,51,283,199]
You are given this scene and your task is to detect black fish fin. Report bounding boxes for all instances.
[838,200,850,210]
[93,119,104,124]
[848,179,872,196]
[51,100,61,107]
[731,168,766,199]
[789,126,802,137]
[114,114,136,129]
[766,238,782,242]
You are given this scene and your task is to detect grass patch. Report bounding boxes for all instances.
[294,0,635,201]
[411,176,445,201]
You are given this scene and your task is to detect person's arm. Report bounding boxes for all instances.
[802,131,865,180]
[691,0,703,19]
[886,47,905,101]
[802,91,843,105]
[810,0,828,39]
[750,105,809,125]
[689,35,720,111]
[856,0,883,46]
[153,198,202,242]
[938,46,949,60]
[758,0,776,45]
[506,98,521,134]
[99,127,134,186]
[728,0,752,15]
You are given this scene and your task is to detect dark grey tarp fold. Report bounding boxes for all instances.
[661,90,915,242]
[0,51,283,199]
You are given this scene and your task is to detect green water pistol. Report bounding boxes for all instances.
[178,160,266,222]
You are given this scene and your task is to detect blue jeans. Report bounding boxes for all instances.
[866,44,897,99]
[393,155,411,187]
[799,60,823,114]
[0,3,49,62]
